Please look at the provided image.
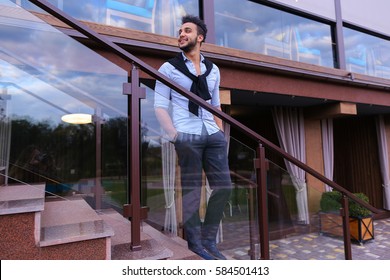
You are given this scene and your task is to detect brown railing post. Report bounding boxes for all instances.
[248,186,259,260]
[341,194,352,259]
[254,143,270,260]
[123,65,146,251]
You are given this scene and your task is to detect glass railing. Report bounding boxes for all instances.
[141,85,260,258]
[1,0,383,261]
[266,160,331,260]
[1,0,129,217]
[266,160,377,260]
[142,84,379,260]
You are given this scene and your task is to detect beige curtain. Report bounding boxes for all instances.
[376,115,390,210]
[321,118,334,192]
[162,140,177,235]
[273,107,309,224]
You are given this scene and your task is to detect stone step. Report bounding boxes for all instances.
[0,184,45,215]
[98,209,201,260]
[0,184,46,257]
[98,208,174,260]
[0,185,114,259]
[141,223,202,260]
[40,198,114,248]
[0,184,198,260]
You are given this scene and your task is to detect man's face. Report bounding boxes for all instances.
[178,22,203,52]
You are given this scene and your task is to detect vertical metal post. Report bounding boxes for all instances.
[94,107,103,210]
[0,87,11,186]
[254,143,270,260]
[123,64,146,251]
[202,0,216,44]
[248,186,260,260]
[334,0,346,70]
[341,194,352,259]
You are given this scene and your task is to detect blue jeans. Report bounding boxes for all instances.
[174,129,232,249]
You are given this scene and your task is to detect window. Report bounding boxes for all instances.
[214,0,334,67]
[344,27,390,78]
[13,0,200,37]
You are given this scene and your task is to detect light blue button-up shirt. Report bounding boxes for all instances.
[154,53,221,135]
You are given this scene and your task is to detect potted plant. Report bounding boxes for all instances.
[319,191,374,244]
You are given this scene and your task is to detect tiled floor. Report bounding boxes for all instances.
[141,192,390,260]
[220,218,390,260]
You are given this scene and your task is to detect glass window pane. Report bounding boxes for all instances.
[273,0,335,19]
[12,0,200,37]
[342,0,390,37]
[214,0,334,67]
[344,27,390,79]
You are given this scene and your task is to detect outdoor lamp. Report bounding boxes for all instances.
[61,113,93,124]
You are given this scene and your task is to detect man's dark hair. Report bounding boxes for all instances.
[182,15,207,42]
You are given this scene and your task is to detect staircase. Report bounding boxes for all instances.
[101,208,201,260]
[0,184,199,260]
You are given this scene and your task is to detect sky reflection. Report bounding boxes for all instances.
[1,1,128,124]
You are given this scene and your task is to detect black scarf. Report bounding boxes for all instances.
[168,53,213,116]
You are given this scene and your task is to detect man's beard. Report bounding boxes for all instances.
[179,38,197,53]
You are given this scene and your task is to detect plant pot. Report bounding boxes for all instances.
[349,216,374,244]
[319,212,343,237]
[319,212,374,244]
[319,191,374,244]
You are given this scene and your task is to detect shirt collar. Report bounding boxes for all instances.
[181,52,205,64]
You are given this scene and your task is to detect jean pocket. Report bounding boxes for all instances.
[173,132,182,143]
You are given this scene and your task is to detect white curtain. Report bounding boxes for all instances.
[376,115,390,210]
[162,140,177,235]
[272,107,310,224]
[321,119,334,192]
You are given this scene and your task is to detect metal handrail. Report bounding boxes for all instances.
[28,0,384,259]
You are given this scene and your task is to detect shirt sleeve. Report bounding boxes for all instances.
[210,65,221,107]
[154,62,173,110]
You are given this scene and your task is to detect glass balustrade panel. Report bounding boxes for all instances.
[1,0,129,218]
[145,84,261,259]
[266,160,376,260]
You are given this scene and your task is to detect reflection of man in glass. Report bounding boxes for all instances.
[9,145,56,184]
[154,15,232,260]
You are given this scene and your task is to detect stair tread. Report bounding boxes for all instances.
[98,209,200,260]
[0,184,45,215]
[40,199,113,247]
[99,209,176,260]
[142,225,202,260]
[111,239,173,260]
